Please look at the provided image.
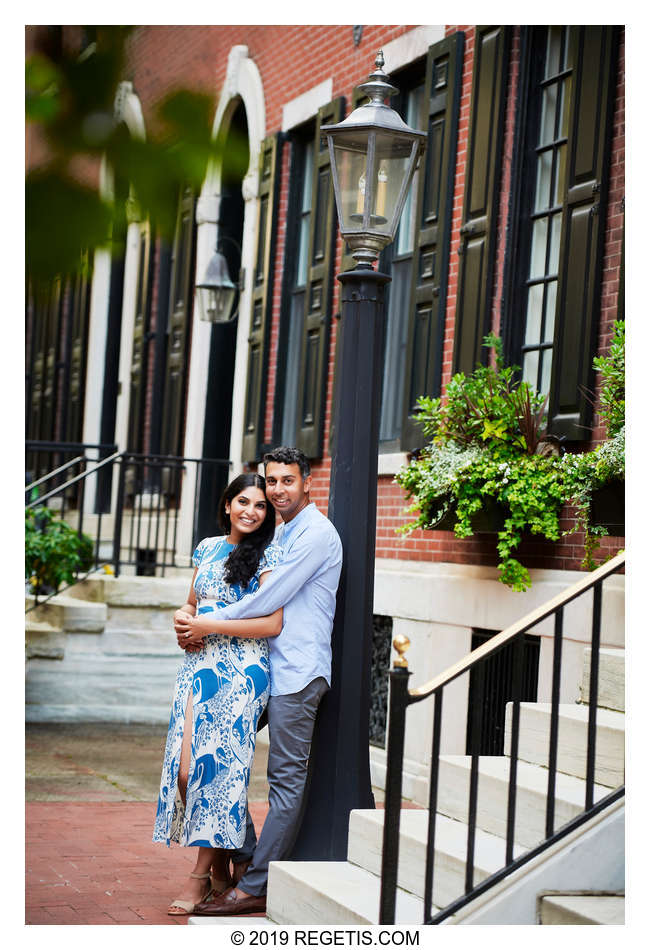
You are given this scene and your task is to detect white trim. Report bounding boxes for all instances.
[282,79,333,131]
[113,221,144,456]
[381,25,446,73]
[377,451,409,476]
[178,46,266,554]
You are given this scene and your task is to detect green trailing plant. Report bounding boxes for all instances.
[396,332,625,591]
[25,507,94,595]
[592,320,625,437]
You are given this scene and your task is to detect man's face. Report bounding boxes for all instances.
[265,462,312,523]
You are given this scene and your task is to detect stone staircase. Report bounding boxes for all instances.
[25,575,191,723]
[266,645,625,925]
[538,893,624,925]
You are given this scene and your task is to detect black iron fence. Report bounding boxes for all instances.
[25,443,231,608]
[378,551,625,924]
[112,452,230,577]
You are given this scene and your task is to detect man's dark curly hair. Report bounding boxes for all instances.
[217,473,276,588]
[263,446,311,479]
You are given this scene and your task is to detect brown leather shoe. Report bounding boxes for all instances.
[193,886,266,916]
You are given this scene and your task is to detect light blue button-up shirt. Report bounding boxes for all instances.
[216,502,342,696]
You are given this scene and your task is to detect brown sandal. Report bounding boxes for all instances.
[168,871,212,916]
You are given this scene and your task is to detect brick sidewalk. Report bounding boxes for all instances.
[26,801,269,925]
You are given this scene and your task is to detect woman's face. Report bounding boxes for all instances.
[225,486,268,542]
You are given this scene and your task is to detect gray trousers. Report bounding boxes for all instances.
[232,676,329,896]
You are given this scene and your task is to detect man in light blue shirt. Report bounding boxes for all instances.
[190,446,342,916]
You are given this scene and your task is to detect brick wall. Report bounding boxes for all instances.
[122,25,625,573]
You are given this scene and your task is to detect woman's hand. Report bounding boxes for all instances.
[174,608,194,634]
[176,614,205,650]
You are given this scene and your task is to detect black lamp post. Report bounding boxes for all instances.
[290,51,426,860]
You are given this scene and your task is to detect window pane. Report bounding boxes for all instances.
[545,27,563,79]
[380,257,411,441]
[534,150,553,211]
[396,85,424,255]
[553,144,566,205]
[296,216,310,287]
[548,213,561,274]
[280,291,305,444]
[529,218,548,277]
[540,348,553,397]
[301,141,314,213]
[525,284,544,345]
[540,82,559,145]
[544,281,557,341]
[522,350,539,389]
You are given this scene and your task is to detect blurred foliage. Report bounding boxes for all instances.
[26,26,249,286]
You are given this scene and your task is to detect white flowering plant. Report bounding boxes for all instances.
[396,332,625,591]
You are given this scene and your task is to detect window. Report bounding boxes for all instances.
[269,98,343,460]
[519,27,570,398]
[278,128,315,446]
[506,26,618,438]
[379,82,424,448]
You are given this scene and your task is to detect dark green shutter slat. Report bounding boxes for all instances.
[452,25,511,375]
[160,186,196,457]
[548,27,618,438]
[241,134,282,462]
[400,31,464,451]
[295,97,344,459]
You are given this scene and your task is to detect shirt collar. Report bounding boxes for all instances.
[279,501,315,540]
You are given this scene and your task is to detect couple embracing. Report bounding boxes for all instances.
[152,446,342,917]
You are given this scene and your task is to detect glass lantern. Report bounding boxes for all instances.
[196,249,237,323]
[321,51,426,266]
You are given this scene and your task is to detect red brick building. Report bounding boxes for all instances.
[26,25,624,769]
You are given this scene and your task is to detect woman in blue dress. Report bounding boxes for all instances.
[153,473,283,915]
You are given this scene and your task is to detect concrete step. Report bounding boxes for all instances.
[25,619,65,660]
[434,755,611,848]
[347,808,524,910]
[266,860,425,925]
[505,703,624,788]
[25,651,179,723]
[539,893,624,925]
[580,648,625,712]
[26,594,107,633]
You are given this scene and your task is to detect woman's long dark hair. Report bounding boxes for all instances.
[217,473,276,588]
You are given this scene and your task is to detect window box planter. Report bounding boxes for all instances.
[425,496,506,533]
[589,479,625,535]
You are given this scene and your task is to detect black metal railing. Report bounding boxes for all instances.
[26,441,118,512]
[25,443,231,609]
[378,551,625,924]
[112,452,230,577]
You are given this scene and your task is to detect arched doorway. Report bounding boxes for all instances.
[195,101,250,540]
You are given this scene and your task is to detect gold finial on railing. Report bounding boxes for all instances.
[392,634,411,669]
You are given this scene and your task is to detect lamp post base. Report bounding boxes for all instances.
[289,267,391,861]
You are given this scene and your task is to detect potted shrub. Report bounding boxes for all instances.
[396,331,624,591]
[587,320,625,533]
[25,506,94,597]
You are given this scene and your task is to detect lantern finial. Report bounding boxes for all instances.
[358,50,398,104]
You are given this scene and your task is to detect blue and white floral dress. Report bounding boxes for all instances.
[153,535,282,849]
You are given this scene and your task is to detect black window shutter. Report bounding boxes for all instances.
[547,27,618,439]
[329,89,366,457]
[452,25,511,375]
[127,223,153,452]
[295,98,344,459]
[400,31,464,452]
[160,185,196,458]
[242,133,282,462]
